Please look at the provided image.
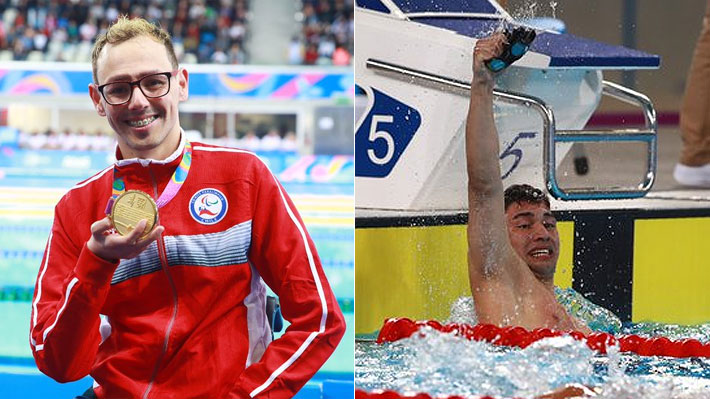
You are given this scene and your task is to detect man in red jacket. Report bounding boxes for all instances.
[30,16,345,398]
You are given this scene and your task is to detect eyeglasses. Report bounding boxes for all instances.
[97,71,177,105]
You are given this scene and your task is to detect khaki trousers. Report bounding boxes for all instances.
[680,0,710,166]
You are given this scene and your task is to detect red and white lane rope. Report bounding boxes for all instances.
[376,318,710,357]
[357,318,710,399]
[355,389,512,399]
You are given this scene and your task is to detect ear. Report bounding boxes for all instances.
[177,68,189,102]
[89,83,106,116]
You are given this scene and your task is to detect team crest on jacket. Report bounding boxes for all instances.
[189,188,228,225]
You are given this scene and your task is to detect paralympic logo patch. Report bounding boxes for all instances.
[189,188,228,225]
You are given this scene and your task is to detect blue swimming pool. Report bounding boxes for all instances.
[355,324,710,399]
[356,290,710,398]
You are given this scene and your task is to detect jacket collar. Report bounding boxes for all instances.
[114,130,186,167]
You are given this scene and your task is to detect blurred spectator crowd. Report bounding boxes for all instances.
[0,0,353,66]
[0,0,250,64]
[17,128,297,153]
[291,0,353,66]
[207,129,298,153]
[18,128,115,151]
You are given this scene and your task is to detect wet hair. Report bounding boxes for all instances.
[91,16,178,84]
[504,184,550,211]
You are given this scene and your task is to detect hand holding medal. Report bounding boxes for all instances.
[88,188,162,262]
[87,142,193,262]
[88,171,164,262]
[87,214,164,262]
[109,190,158,238]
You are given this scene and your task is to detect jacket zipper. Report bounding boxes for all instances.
[142,166,180,399]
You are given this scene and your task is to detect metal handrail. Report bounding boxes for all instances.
[546,81,657,200]
[364,58,658,200]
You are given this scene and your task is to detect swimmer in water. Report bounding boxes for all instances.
[465,33,591,334]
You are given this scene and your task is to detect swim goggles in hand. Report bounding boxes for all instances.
[485,27,537,72]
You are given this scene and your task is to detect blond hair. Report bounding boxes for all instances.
[91,16,178,83]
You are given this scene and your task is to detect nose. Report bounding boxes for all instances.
[530,222,550,241]
[127,85,150,110]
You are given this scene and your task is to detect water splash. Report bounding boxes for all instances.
[356,329,600,398]
[623,322,710,342]
[507,0,560,24]
[508,0,539,22]
[446,296,478,325]
[447,288,623,333]
[358,290,710,398]
[356,327,710,398]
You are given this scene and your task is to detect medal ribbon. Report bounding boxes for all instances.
[105,141,193,214]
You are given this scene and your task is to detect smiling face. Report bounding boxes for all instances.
[505,201,560,282]
[89,35,188,160]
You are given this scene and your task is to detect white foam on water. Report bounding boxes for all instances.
[595,374,710,399]
[355,325,710,398]
[356,328,600,398]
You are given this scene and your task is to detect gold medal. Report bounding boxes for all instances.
[109,190,158,238]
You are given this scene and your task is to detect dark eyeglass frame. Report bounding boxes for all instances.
[97,70,179,105]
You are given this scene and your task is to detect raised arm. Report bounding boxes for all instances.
[465,35,526,314]
[466,35,506,200]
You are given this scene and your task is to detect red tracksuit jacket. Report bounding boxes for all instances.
[29,139,346,398]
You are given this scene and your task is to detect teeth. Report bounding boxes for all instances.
[127,116,156,127]
[531,249,550,257]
